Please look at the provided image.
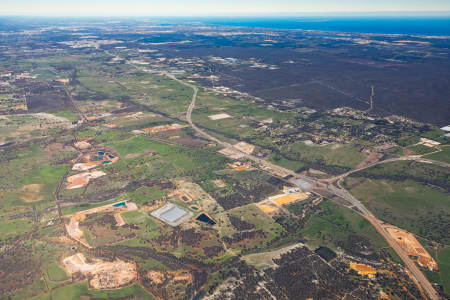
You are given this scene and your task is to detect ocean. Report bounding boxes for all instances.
[196,16,450,36]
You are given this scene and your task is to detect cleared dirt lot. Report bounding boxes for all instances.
[385,226,438,271]
[62,253,137,289]
[66,170,106,189]
[20,184,43,202]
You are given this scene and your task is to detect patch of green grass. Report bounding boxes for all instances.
[130,186,167,205]
[141,257,166,271]
[397,136,420,147]
[228,204,286,253]
[269,154,307,172]
[108,136,176,156]
[52,110,79,122]
[437,247,450,295]
[47,263,68,282]
[0,217,33,240]
[93,130,133,143]
[344,176,450,244]
[76,129,98,138]
[421,127,448,144]
[300,200,387,252]
[424,146,450,164]
[31,282,153,300]
[122,210,149,224]
[407,144,436,155]
[284,142,365,169]
[61,199,118,215]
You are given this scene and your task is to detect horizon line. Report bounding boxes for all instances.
[1,11,450,18]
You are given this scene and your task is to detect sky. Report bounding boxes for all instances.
[1,0,450,17]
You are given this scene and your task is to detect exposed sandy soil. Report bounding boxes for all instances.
[144,123,187,133]
[257,201,281,216]
[403,148,414,156]
[63,253,137,289]
[244,243,303,270]
[145,269,193,286]
[147,270,165,284]
[228,161,253,171]
[212,179,227,188]
[74,141,92,150]
[208,113,231,120]
[218,148,244,160]
[233,141,255,155]
[356,150,383,169]
[20,184,43,202]
[308,168,328,175]
[271,193,308,206]
[66,170,106,189]
[385,226,438,271]
[172,179,221,213]
[169,190,193,203]
[349,262,387,278]
[114,213,125,226]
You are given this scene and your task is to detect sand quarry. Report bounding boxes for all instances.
[258,188,309,215]
[66,170,106,189]
[63,253,137,289]
[65,201,138,248]
[385,226,438,271]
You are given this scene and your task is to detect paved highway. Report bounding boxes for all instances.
[176,76,440,300]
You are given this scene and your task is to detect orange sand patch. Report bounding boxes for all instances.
[66,170,106,189]
[380,291,390,299]
[257,203,280,215]
[63,253,136,289]
[87,116,102,121]
[144,123,187,133]
[272,193,308,206]
[385,226,438,271]
[349,262,386,278]
[228,161,252,171]
[114,213,125,226]
[20,184,44,202]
